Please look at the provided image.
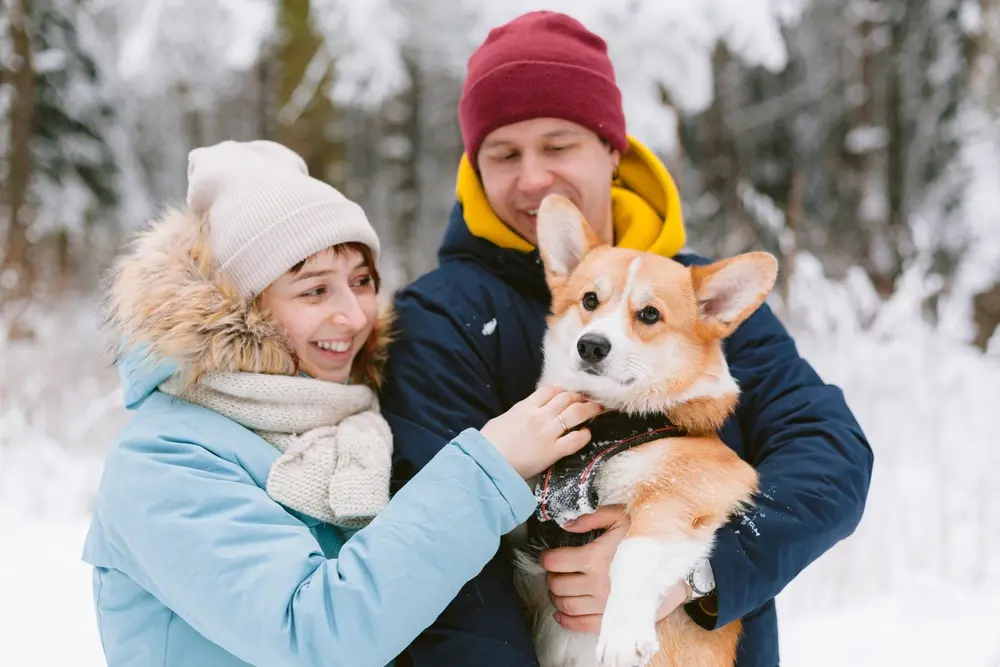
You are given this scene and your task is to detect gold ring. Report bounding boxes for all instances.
[558,413,568,431]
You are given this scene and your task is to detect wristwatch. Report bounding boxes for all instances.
[685,558,716,600]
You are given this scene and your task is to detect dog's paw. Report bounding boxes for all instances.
[595,618,659,667]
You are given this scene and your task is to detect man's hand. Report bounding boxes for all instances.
[539,505,691,633]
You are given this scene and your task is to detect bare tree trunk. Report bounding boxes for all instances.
[276,0,345,187]
[1,0,37,317]
[972,284,1000,351]
[969,0,1000,352]
[702,44,753,256]
[781,171,802,311]
[255,56,273,140]
[178,83,204,153]
[394,50,422,282]
[850,6,899,298]
[882,11,908,297]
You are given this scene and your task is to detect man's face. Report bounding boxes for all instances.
[476,118,620,246]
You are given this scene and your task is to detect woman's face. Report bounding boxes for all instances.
[258,246,378,383]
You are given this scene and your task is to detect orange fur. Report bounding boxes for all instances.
[624,438,758,667]
[522,194,779,667]
[538,196,776,415]
[668,396,739,436]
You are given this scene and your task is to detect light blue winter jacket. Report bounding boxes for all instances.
[81,349,536,667]
[80,204,537,667]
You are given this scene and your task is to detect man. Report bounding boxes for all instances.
[381,10,873,667]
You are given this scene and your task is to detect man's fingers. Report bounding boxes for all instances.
[545,571,593,597]
[538,544,591,573]
[549,593,603,616]
[560,505,627,533]
[553,611,603,634]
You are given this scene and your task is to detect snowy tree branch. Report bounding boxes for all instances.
[277,47,332,127]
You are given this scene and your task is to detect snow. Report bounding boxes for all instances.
[4,0,1000,663]
[960,0,984,34]
[845,125,890,154]
[780,581,1000,667]
[3,257,1000,667]
[312,0,410,109]
[1,511,996,667]
[0,513,103,667]
[32,48,69,74]
[935,114,1000,343]
[0,298,127,519]
[460,1,804,153]
[5,285,998,666]
[117,0,276,85]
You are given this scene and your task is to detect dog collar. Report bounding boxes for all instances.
[534,410,686,525]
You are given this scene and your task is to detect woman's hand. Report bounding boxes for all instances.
[480,385,601,479]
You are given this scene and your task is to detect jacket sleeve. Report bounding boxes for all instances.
[100,426,537,667]
[690,302,874,628]
[380,288,542,667]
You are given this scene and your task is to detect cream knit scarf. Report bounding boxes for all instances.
[160,372,391,528]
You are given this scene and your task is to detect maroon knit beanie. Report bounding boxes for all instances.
[459,11,628,161]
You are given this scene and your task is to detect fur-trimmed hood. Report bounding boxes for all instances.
[106,206,392,391]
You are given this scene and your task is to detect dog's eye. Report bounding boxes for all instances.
[581,292,600,311]
[638,306,661,324]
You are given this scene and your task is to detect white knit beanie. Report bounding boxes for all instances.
[186,140,381,299]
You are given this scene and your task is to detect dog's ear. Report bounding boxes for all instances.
[691,252,778,337]
[536,194,601,283]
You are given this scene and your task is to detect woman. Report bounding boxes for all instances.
[82,140,599,667]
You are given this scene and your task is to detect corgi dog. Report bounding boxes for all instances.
[512,194,778,667]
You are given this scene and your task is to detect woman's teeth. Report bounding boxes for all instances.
[315,340,351,353]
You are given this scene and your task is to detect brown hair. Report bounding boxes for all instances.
[289,242,381,292]
[288,242,391,389]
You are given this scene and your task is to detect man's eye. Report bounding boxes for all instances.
[582,292,600,311]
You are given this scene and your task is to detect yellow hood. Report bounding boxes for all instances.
[456,135,686,257]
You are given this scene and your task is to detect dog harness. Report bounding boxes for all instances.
[534,410,686,526]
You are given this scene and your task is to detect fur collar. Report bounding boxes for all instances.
[105,206,392,389]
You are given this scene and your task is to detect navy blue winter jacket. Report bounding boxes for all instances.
[381,204,874,667]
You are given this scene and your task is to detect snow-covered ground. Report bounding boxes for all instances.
[781,582,1000,666]
[1,510,998,667]
[0,513,103,667]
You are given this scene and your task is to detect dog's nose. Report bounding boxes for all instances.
[577,334,611,364]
